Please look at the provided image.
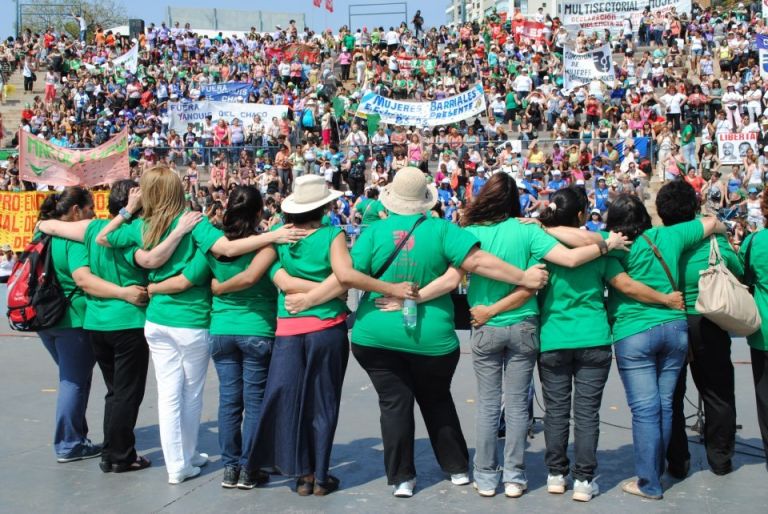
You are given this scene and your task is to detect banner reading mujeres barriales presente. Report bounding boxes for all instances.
[558,0,692,34]
[19,130,130,186]
[356,83,487,127]
[563,45,616,91]
[168,101,289,133]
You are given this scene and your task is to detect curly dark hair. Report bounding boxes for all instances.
[108,179,140,217]
[656,180,698,226]
[605,194,652,241]
[460,173,521,226]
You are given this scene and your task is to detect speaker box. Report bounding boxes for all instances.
[128,19,145,40]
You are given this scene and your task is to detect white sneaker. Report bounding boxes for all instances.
[473,481,496,497]
[504,482,527,498]
[547,474,566,494]
[450,473,470,486]
[572,479,599,502]
[393,479,416,498]
[168,466,201,485]
[190,453,209,467]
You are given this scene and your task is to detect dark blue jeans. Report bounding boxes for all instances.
[39,327,96,457]
[615,320,688,497]
[210,335,273,469]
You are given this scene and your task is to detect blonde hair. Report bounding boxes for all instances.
[140,165,186,248]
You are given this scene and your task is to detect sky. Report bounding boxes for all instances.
[4,1,446,39]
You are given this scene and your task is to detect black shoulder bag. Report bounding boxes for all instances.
[347,215,427,329]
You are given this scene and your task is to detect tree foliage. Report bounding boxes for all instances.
[19,0,128,38]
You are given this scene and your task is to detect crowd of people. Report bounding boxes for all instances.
[0,1,767,505]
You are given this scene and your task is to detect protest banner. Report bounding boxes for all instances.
[19,130,130,187]
[264,43,321,64]
[0,191,111,252]
[168,101,289,133]
[557,0,691,34]
[563,44,616,91]
[112,44,139,73]
[511,20,547,44]
[200,82,252,102]
[357,83,486,127]
[717,132,757,165]
[758,34,768,79]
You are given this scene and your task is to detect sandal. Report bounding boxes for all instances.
[112,456,152,473]
[314,475,340,496]
[296,475,314,496]
[621,479,662,500]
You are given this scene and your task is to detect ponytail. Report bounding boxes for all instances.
[539,187,588,229]
[38,187,93,221]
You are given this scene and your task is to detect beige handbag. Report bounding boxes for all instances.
[695,236,761,336]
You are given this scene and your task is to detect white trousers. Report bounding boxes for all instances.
[145,321,210,475]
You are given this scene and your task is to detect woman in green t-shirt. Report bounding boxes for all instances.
[460,175,628,499]
[534,188,683,502]
[740,194,768,466]
[96,166,302,485]
[332,167,549,498]
[35,187,152,465]
[146,186,279,490]
[605,192,726,500]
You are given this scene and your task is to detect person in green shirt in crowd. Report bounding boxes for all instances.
[145,185,279,490]
[328,167,549,499]
[532,187,681,503]
[663,181,744,479]
[352,187,387,228]
[460,176,631,500]
[740,194,768,468]
[37,180,199,474]
[605,191,726,500]
[96,166,303,485]
[35,186,158,466]
[680,119,697,170]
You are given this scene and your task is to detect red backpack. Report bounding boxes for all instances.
[6,235,74,332]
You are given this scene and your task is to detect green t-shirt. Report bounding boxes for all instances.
[539,254,622,352]
[679,234,743,315]
[681,124,695,145]
[343,34,355,50]
[740,231,768,351]
[271,226,347,320]
[82,219,148,331]
[205,243,277,337]
[351,214,479,356]
[358,198,386,225]
[50,236,89,329]
[608,220,704,341]
[465,219,558,327]
[106,215,221,328]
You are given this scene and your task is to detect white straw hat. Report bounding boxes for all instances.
[281,175,342,214]
[379,166,437,215]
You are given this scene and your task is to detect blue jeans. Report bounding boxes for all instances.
[615,320,688,497]
[39,327,96,457]
[682,142,697,170]
[210,335,273,469]
[471,318,540,490]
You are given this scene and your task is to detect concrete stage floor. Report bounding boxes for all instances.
[0,288,766,513]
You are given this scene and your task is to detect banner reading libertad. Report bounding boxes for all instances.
[19,130,130,187]
[0,191,111,251]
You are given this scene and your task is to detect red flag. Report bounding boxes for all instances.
[325,0,333,13]
[313,0,321,6]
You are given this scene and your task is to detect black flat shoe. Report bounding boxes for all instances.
[296,476,314,496]
[112,456,151,473]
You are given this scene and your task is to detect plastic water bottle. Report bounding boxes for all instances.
[402,298,418,329]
